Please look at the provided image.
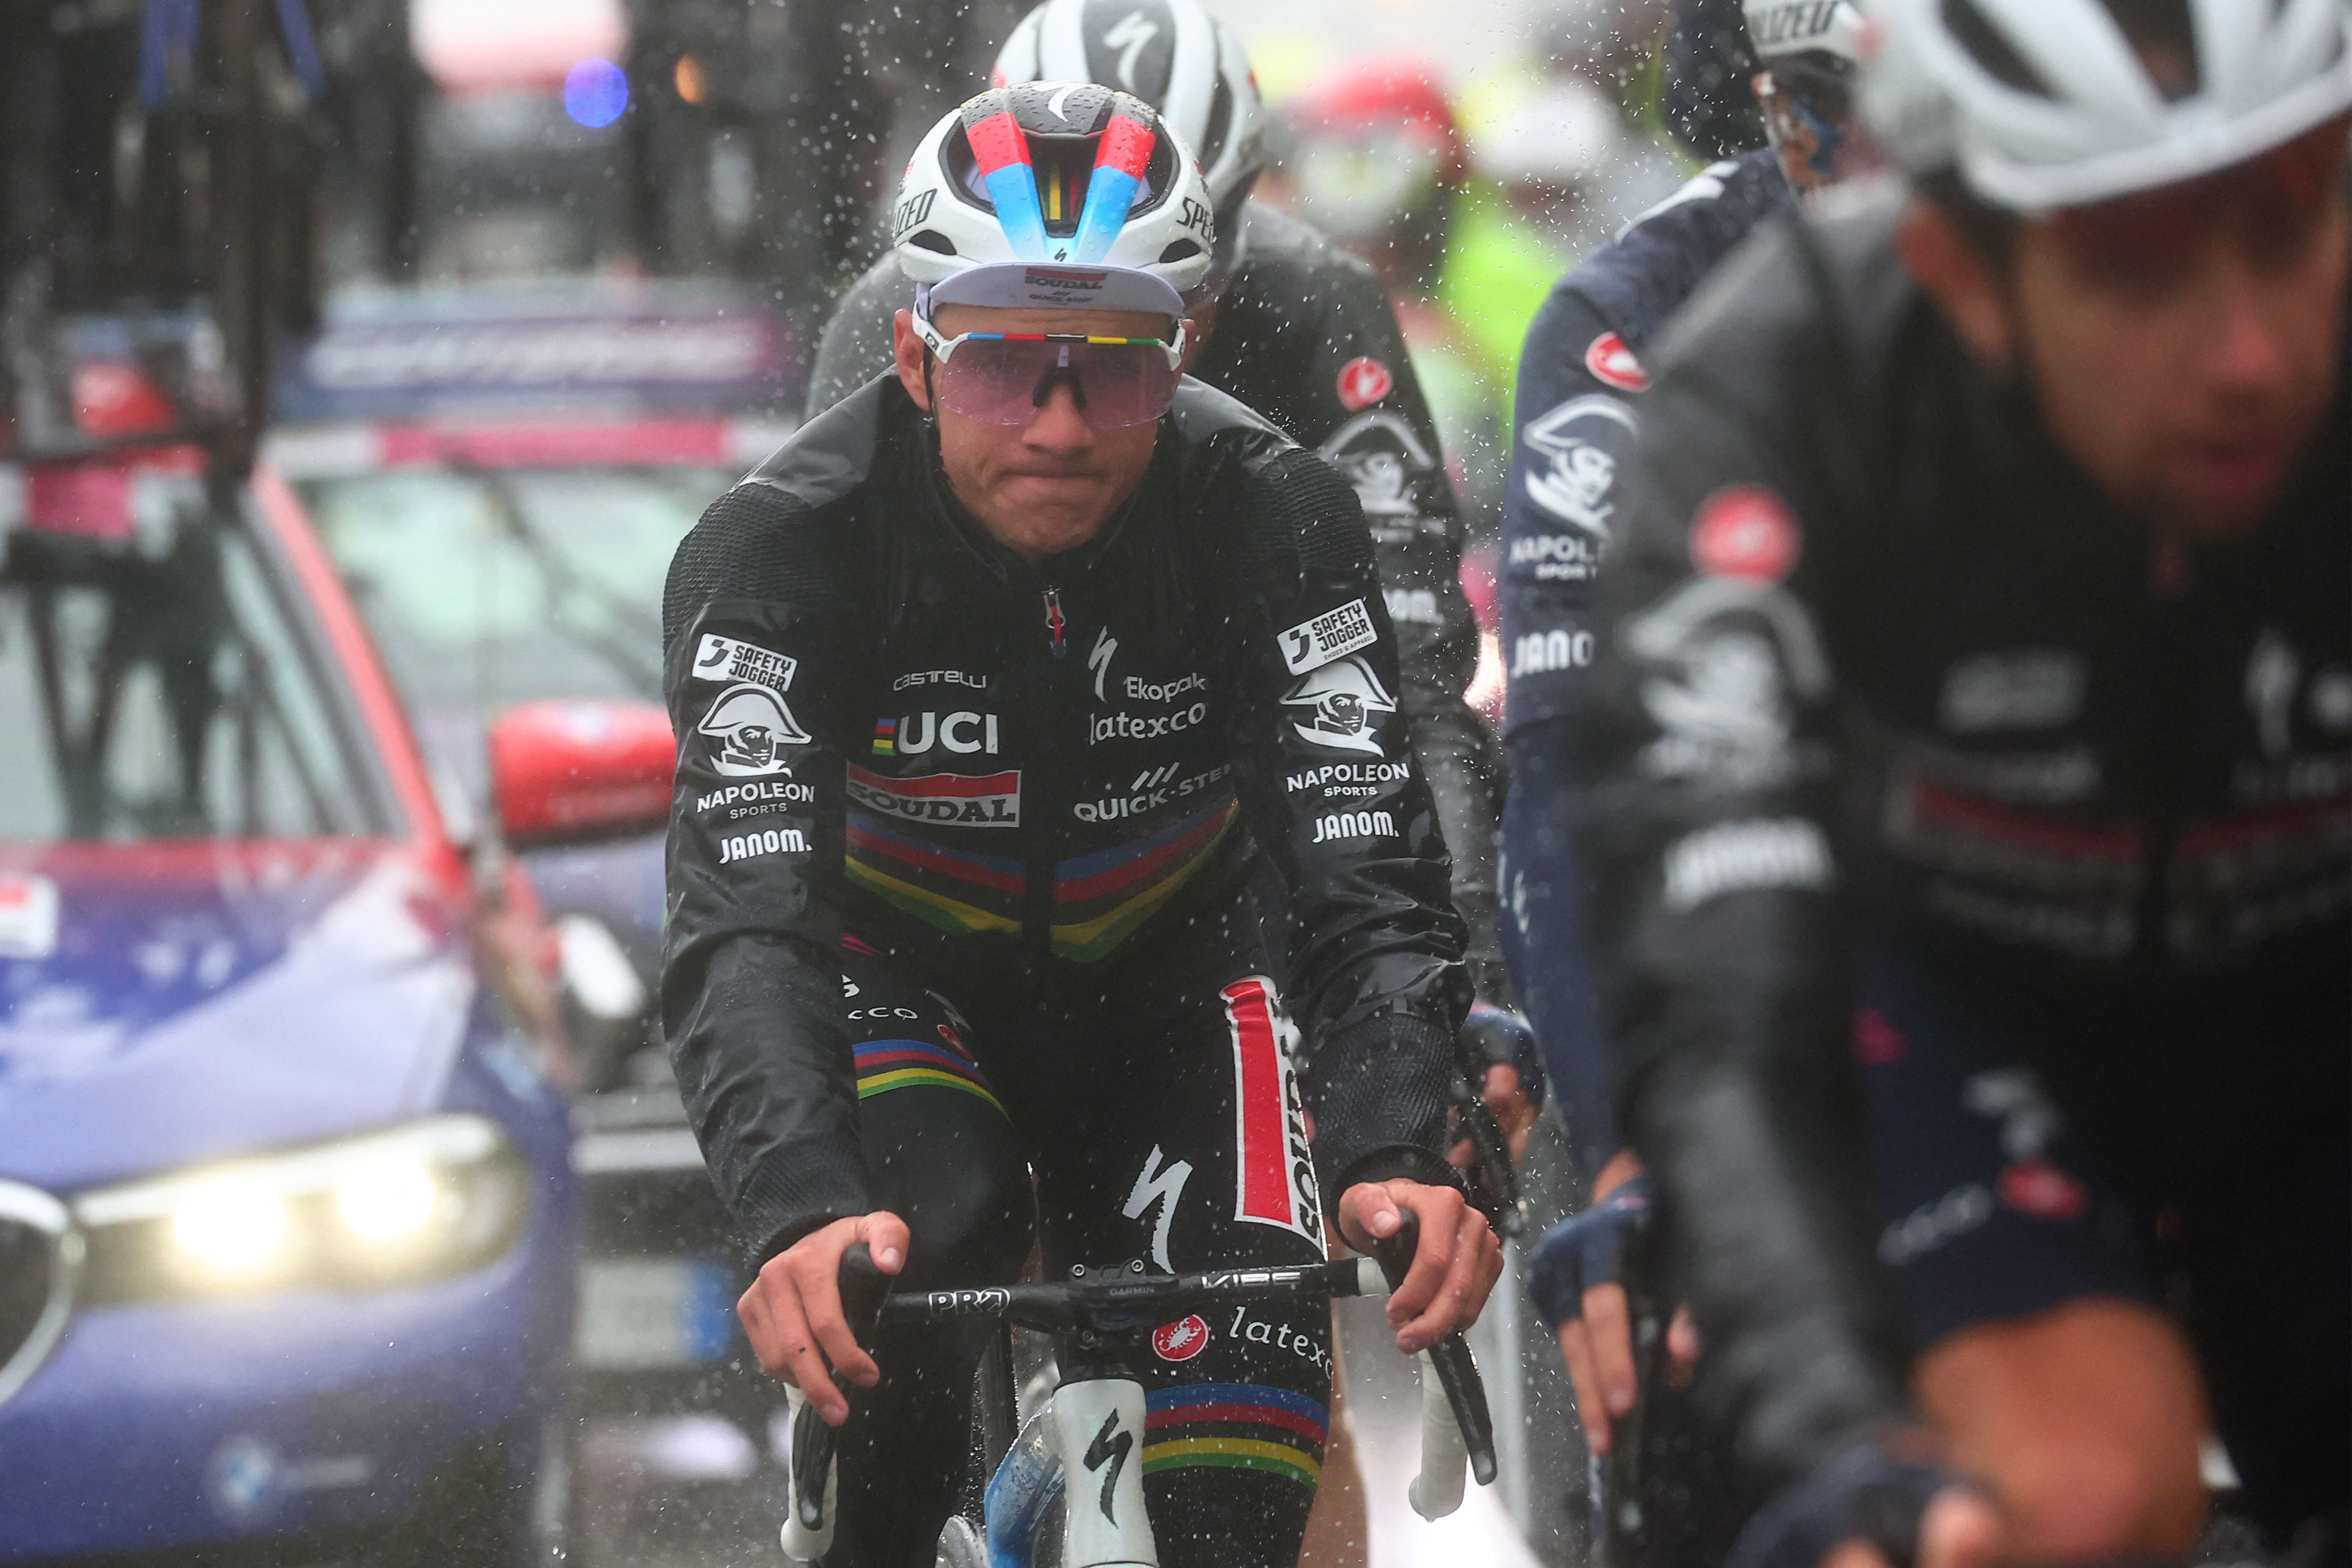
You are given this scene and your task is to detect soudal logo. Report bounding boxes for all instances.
[1336,356,1394,412]
[1584,331,1649,392]
[1152,1314,1211,1363]
[847,767,1022,828]
[1025,268,1105,290]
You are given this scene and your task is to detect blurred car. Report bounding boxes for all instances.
[268,280,799,1463]
[0,446,664,1563]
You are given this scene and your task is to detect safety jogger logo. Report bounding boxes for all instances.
[1223,977,1322,1248]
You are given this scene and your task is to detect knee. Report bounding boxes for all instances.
[1993,1429,2207,1562]
[1918,1299,2209,1562]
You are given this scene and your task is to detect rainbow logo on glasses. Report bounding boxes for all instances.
[959,334,1167,345]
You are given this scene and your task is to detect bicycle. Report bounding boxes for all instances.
[780,1216,1499,1568]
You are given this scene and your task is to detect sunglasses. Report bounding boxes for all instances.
[2049,113,2352,285]
[913,312,1186,428]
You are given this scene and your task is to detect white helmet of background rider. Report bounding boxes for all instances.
[1861,0,2352,212]
[993,0,1263,293]
[1743,0,1867,64]
[894,83,1217,319]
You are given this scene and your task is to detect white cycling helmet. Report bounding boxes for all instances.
[1866,0,2352,211]
[893,83,1217,318]
[993,0,1265,217]
[1744,0,1867,64]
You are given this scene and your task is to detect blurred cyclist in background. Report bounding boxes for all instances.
[1567,0,2351,1561]
[806,0,1533,1151]
[1499,4,1876,1564]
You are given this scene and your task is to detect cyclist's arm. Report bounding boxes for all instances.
[660,480,871,1265]
[1301,252,1484,716]
[804,254,913,420]
[1570,312,1910,1487]
[1499,283,1637,1176]
[1212,441,1473,1196]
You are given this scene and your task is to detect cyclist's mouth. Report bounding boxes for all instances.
[2168,432,2295,512]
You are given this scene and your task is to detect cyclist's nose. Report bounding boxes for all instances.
[1023,377,1096,448]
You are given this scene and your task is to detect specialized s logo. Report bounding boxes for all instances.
[1089,625,1119,701]
[1281,655,1397,755]
[1083,1412,1134,1524]
[697,683,811,777]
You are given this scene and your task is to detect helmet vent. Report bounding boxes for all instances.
[1157,239,1202,263]
[1200,74,1234,169]
[1939,0,2057,96]
[908,230,956,255]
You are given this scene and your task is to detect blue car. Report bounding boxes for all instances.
[0,455,650,1563]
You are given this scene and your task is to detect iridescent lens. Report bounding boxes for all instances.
[935,338,1179,429]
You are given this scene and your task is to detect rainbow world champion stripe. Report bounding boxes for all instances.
[853,1038,1005,1116]
[1142,1382,1328,1489]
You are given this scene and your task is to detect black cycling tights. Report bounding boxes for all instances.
[819,923,1333,1568]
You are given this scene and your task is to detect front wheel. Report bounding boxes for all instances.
[936,1513,988,1568]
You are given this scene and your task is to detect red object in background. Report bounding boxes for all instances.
[490,700,676,850]
[26,465,136,540]
[72,362,180,438]
[1285,59,1469,185]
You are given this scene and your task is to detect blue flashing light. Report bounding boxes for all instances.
[564,58,629,129]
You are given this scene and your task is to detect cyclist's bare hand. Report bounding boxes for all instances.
[1821,1487,2000,1568]
[1552,1149,1699,1454]
[1338,1179,1503,1354]
[1447,1063,1539,1169]
[736,1211,909,1426]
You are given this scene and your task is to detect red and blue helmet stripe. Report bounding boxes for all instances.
[960,98,1053,259]
[1070,107,1159,261]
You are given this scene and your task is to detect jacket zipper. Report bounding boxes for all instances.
[1022,581,1071,960]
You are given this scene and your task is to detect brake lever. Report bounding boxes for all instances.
[1453,1076,1530,1238]
[789,1243,893,1533]
[1368,1212,1500,1486]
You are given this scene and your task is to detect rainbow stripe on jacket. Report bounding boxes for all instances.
[1142,1382,1328,1490]
[852,1038,1004,1116]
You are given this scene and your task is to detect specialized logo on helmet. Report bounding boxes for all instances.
[1152,1314,1212,1362]
[1281,655,1397,754]
[1584,331,1649,392]
[1335,356,1394,410]
[697,683,811,777]
[1690,486,1802,582]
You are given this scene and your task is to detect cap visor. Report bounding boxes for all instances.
[926,261,1185,319]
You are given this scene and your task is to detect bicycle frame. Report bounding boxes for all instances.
[781,1241,1496,1568]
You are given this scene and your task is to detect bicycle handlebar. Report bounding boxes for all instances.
[1368,1214,1500,1490]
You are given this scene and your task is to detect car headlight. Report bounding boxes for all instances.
[70,1116,532,1304]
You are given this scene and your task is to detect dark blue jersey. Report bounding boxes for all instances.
[1498,149,1790,1168]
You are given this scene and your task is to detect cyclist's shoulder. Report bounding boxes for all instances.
[1549,148,1796,357]
[1227,201,1394,326]
[1164,380,1370,571]
[1643,180,1920,421]
[671,378,908,614]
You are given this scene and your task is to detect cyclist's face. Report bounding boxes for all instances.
[894,305,1168,563]
[1916,134,2349,541]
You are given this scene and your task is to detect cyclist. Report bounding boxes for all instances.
[1565,0,2351,1562]
[1503,0,1870,1461]
[664,85,1501,1568]
[803,4,1527,1145]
